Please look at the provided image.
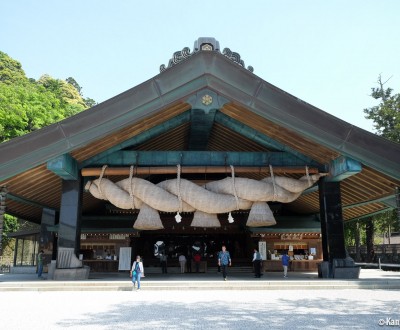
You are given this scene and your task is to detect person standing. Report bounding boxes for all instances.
[160,253,168,274]
[187,250,192,273]
[131,255,144,290]
[37,250,44,279]
[193,253,201,273]
[179,254,187,274]
[252,248,262,278]
[282,251,290,278]
[218,245,231,281]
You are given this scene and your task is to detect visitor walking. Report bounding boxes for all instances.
[131,255,144,290]
[37,250,44,279]
[193,253,201,272]
[179,254,187,273]
[160,253,168,273]
[282,251,290,278]
[187,250,192,273]
[218,245,231,281]
[252,248,262,278]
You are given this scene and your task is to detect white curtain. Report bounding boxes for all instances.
[118,247,132,270]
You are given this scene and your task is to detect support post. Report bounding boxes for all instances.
[319,179,346,262]
[39,208,57,257]
[54,178,90,280]
[58,179,82,254]
[318,179,347,278]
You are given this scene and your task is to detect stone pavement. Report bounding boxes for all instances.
[1,269,399,329]
[1,268,400,291]
[0,287,399,329]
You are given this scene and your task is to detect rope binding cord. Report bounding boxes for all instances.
[305,166,311,187]
[270,164,277,202]
[98,165,108,199]
[129,165,136,210]
[175,164,182,223]
[229,165,239,223]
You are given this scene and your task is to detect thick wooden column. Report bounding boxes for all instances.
[318,179,346,276]
[58,178,82,254]
[39,208,57,259]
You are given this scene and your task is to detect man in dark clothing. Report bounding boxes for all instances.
[160,254,168,273]
[218,245,231,281]
[282,251,290,278]
[193,253,201,272]
[252,248,262,278]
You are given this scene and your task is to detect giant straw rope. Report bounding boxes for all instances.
[85,166,326,230]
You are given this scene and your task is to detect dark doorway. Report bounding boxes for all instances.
[132,232,252,268]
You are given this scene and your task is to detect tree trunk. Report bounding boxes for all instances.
[355,221,361,262]
[365,219,375,263]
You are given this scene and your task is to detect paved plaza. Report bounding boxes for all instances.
[0,288,399,329]
[1,269,400,329]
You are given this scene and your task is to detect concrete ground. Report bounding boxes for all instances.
[0,287,399,329]
[0,269,399,329]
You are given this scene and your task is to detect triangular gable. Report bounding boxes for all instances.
[1,51,399,182]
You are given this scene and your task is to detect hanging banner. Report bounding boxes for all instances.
[118,247,132,270]
[258,241,267,260]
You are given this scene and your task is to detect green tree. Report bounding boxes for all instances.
[344,220,364,261]
[0,51,96,246]
[1,214,19,251]
[364,75,400,143]
[374,210,400,244]
[83,97,97,108]
[0,51,27,85]
[362,76,400,262]
[66,76,82,95]
[0,52,94,143]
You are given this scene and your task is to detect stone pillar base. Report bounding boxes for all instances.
[318,260,361,279]
[51,266,90,280]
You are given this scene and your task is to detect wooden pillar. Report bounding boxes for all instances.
[58,178,82,254]
[318,179,346,277]
[39,208,57,259]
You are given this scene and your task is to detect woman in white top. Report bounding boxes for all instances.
[178,254,187,273]
[131,255,144,290]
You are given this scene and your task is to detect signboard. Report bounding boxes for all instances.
[118,247,132,271]
[109,234,129,240]
[258,241,267,260]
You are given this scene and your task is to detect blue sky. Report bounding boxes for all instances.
[1,0,399,132]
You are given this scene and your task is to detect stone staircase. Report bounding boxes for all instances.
[143,266,253,274]
[1,278,400,292]
[1,270,400,291]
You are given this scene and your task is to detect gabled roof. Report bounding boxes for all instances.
[1,51,399,181]
[1,50,399,224]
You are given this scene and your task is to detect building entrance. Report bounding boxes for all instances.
[132,232,255,271]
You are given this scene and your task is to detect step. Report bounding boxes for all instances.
[1,279,400,292]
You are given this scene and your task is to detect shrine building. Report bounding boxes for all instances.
[1,38,399,279]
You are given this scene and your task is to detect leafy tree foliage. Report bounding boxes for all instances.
[0,51,27,84]
[346,76,400,260]
[1,214,19,250]
[0,51,96,143]
[364,75,400,143]
[66,76,82,95]
[0,51,96,243]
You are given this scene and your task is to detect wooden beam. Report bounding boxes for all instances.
[47,154,79,180]
[6,192,58,211]
[90,150,323,168]
[326,156,362,182]
[81,166,321,177]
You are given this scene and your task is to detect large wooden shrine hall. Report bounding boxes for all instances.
[1,37,399,279]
